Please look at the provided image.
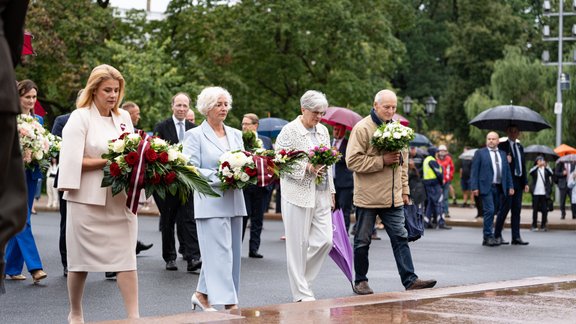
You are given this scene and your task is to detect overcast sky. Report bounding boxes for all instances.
[109,0,170,12]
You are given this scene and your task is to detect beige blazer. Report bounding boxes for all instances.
[58,104,134,206]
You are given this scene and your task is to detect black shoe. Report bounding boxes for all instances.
[482,237,499,247]
[249,251,263,258]
[495,237,509,245]
[136,241,153,255]
[511,238,529,246]
[105,272,117,280]
[166,260,178,271]
[187,259,202,272]
[63,267,68,277]
[438,224,452,230]
[353,281,374,295]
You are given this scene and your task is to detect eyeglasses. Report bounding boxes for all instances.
[304,110,326,117]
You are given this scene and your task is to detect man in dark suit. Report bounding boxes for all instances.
[332,123,354,232]
[495,126,529,245]
[241,113,272,258]
[0,0,30,294]
[153,92,201,272]
[470,131,514,247]
[52,113,70,276]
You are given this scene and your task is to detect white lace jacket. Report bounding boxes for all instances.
[275,116,335,208]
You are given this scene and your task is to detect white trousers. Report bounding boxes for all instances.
[196,216,242,306]
[282,190,333,302]
[46,177,58,207]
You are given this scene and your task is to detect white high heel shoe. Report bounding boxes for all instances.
[191,293,217,312]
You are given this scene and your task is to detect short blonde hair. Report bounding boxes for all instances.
[196,86,232,116]
[300,90,328,112]
[76,64,125,115]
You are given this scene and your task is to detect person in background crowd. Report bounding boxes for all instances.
[183,86,246,311]
[566,168,576,219]
[555,160,575,219]
[470,132,514,247]
[332,123,354,232]
[186,108,195,124]
[422,146,451,229]
[58,64,139,323]
[346,89,436,295]
[408,146,426,211]
[5,80,48,284]
[436,144,454,217]
[495,125,529,245]
[529,156,553,232]
[275,90,335,302]
[459,147,473,208]
[46,158,59,208]
[153,93,201,273]
[0,0,30,294]
[240,113,272,258]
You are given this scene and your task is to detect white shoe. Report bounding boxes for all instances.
[191,293,217,312]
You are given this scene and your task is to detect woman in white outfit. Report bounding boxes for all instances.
[275,90,334,302]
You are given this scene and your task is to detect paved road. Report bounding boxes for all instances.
[1,211,575,323]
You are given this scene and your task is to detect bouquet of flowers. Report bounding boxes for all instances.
[371,121,415,169]
[248,148,308,186]
[308,144,342,184]
[217,150,258,190]
[17,114,61,172]
[371,121,415,152]
[101,131,218,213]
[242,131,264,153]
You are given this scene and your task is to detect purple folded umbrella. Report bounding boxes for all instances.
[329,209,354,283]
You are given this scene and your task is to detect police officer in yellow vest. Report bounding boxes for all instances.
[423,146,452,229]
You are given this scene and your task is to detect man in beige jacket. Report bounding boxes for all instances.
[346,89,437,295]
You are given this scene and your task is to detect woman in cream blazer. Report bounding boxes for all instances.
[275,90,335,302]
[182,86,246,311]
[58,65,138,323]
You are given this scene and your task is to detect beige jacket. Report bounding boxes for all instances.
[345,116,409,208]
[58,104,134,206]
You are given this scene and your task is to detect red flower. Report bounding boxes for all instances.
[164,171,177,185]
[109,162,121,177]
[225,176,234,184]
[244,166,257,177]
[158,152,169,164]
[279,149,286,155]
[145,148,158,162]
[119,132,130,140]
[125,151,139,166]
[222,161,231,169]
[149,173,161,185]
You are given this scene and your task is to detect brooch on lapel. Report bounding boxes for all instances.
[120,123,127,131]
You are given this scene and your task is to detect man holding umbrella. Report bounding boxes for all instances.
[495,126,529,246]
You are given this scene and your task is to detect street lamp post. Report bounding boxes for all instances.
[542,0,576,148]
[402,96,437,133]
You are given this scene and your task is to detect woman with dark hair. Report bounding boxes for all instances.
[529,156,553,232]
[4,79,47,284]
[58,64,138,323]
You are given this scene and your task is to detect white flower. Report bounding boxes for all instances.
[112,139,126,153]
[239,172,250,182]
[167,148,179,162]
[374,129,383,137]
[393,132,401,139]
[34,150,43,160]
[382,131,391,138]
[151,138,168,149]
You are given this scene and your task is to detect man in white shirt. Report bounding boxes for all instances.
[528,156,553,231]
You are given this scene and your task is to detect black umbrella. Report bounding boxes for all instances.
[524,144,558,161]
[410,133,432,147]
[469,105,551,132]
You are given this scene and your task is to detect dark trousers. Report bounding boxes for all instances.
[532,195,548,228]
[0,115,28,293]
[353,206,417,288]
[58,190,67,268]
[155,193,200,262]
[481,184,502,239]
[242,185,267,253]
[334,186,353,231]
[495,176,523,240]
[558,187,572,216]
[424,181,444,226]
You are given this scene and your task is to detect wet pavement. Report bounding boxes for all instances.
[95,275,576,323]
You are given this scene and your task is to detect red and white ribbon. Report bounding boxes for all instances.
[126,130,150,214]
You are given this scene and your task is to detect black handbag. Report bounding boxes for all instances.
[404,203,424,242]
[547,197,554,212]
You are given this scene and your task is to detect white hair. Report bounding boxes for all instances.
[196,86,233,116]
[374,89,396,104]
[300,90,328,112]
